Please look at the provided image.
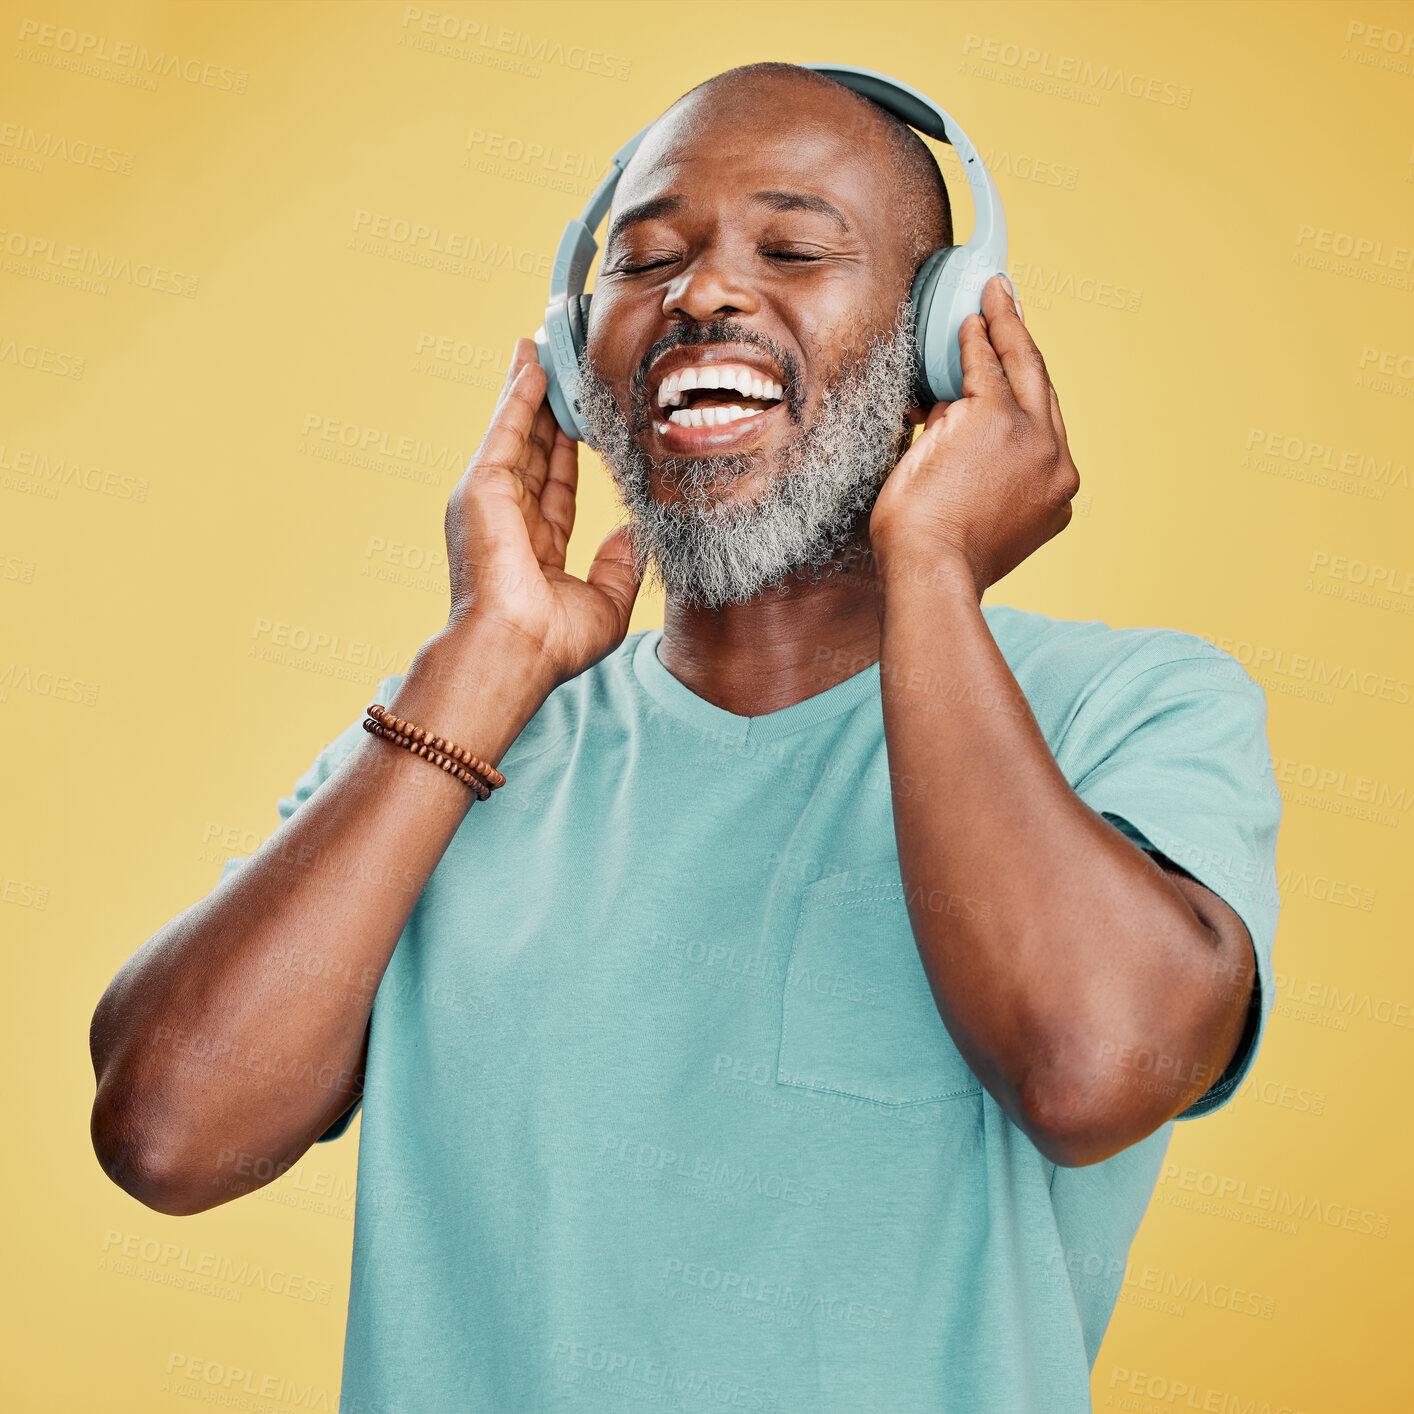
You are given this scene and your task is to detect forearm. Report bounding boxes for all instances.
[875,547,1247,1163]
[90,621,555,1213]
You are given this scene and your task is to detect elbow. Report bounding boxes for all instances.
[90,1085,219,1217]
[1015,1064,1155,1169]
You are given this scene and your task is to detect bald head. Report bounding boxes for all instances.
[669,63,952,274]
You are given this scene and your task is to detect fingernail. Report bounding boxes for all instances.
[1000,273,1023,321]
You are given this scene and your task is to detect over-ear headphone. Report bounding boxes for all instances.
[533,62,1008,443]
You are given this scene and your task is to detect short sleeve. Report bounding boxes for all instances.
[1063,647,1282,1119]
[218,673,406,1141]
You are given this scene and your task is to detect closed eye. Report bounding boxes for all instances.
[763,249,825,263]
[611,256,679,275]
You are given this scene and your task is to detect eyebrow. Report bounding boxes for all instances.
[749,190,850,231]
[604,188,852,249]
[605,195,684,249]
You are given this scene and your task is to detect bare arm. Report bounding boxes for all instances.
[870,276,1256,1167]
[875,568,1255,1167]
[90,341,640,1214]
[89,629,554,1214]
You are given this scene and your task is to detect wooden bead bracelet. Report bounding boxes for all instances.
[362,703,505,799]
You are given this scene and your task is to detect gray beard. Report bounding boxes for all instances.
[576,305,919,610]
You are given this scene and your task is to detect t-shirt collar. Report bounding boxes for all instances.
[631,628,880,745]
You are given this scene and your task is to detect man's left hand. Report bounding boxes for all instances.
[870,273,1081,597]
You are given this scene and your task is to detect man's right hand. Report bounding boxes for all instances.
[444,337,641,687]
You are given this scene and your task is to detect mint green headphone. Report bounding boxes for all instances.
[533,62,1008,441]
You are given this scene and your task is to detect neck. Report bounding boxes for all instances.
[655,520,886,717]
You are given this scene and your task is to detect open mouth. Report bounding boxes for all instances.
[653,361,785,430]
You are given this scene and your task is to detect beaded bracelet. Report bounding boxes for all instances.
[362,703,505,799]
[363,715,490,799]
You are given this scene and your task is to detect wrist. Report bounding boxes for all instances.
[394,621,557,765]
[869,532,982,611]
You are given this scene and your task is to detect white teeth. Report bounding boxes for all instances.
[655,421,670,434]
[654,364,786,412]
[664,405,767,429]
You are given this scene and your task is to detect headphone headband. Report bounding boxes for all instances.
[535,63,1009,439]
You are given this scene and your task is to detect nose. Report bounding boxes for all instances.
[662,252,761,325]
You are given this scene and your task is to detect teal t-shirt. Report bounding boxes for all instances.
[221,603,1282,1414]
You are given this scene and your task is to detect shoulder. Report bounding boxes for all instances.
[980,602,1266,753]
[982,601,1257,702]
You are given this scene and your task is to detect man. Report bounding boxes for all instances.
[91,64,1281,1414]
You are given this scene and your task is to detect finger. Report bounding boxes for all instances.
[490,338,539,419]
[520,394,559,497]
[539,426,580,567]
[981,274,1051,419]
[1005,276,1026,328]
[1046,384,1081,509]
[474,362,546,476]
[1047,382,1069,450]
[585,523,642,637]
[509,335,538,378]
[957,311,1011,402]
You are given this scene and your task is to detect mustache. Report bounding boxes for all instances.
[621,321,805,433]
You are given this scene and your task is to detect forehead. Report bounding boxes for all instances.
[610,77,900,238]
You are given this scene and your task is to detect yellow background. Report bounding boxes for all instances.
[3,1,1411,1409]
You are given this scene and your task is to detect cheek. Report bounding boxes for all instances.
[780,282,902,384]
[791,318,890,417]
[585,287,646,379]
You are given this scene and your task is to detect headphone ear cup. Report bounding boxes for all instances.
[908,248,951,407]
[910,245,992,405]
[534,300,591,444]
[568,292,591,359]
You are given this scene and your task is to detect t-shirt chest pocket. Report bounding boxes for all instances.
[776,867,983,1107]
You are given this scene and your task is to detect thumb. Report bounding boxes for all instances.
[585,523,643,636]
